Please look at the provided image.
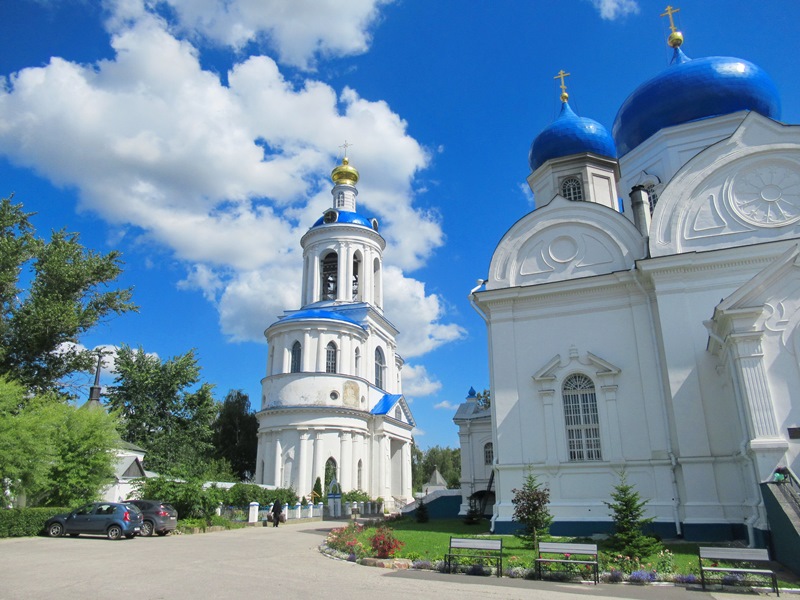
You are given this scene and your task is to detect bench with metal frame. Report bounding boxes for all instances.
[535,542,599,584]
[698,547,779,596]
[444,537,503,577]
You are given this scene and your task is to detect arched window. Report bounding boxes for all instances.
[290,341,301,373]
[561,177,584,202]
[326,341,337,374]
[394,407,402,420]
[352,252,362,301]
[373,257,382,308]
[484,442,493,465]
[357,460,363,490]
[336,192,345,208]
[321,252,338,301]
[562,374,602,461]
[354,347,361,376]
[645,184,659,214]
[375,347,386,390]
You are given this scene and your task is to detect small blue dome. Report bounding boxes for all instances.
[529,101,617,172]
[613,48,781,157]
[279,309,365,329]
[311,210,375,230]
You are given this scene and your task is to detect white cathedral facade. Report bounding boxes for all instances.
[467,24,800,544]
[255,157,414,508]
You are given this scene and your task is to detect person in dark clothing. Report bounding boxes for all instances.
[271,501,282,527]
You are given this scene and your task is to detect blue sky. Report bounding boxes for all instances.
[1,0,798,450]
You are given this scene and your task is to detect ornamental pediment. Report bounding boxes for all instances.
[487,197,645,290]
[652,114,800,257]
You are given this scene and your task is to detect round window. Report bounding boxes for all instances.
[330,391,339,400]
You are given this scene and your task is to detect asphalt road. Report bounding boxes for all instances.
[0,520,775,600]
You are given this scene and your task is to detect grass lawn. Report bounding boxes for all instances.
[343,517,798,588]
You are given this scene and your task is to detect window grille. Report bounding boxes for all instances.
[561,177,584,201]
[290,341,301,373]
[563,374,602,461]
[484,442,493,465]
[325,342,337,373]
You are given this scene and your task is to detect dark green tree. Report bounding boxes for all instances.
[0,196,136,397]
[0,377,118,506]
[106,345,216,477]
[604,471,661,560]
[212,389,258,480]
[415,498,429,523]
[312,477,323,503]
[476,388,491,411]
[511,472,553,549]
[412,445,461,492]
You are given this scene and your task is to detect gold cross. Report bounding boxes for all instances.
[554,69,570,102]
[339,140,353,158]
[661,5,680,33]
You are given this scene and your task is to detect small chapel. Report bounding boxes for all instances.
[255,155,414,510]
[464,7,800,548]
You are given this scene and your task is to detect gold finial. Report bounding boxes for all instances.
[661,5,684,48]
[554,69,570,102]
[331,144,359,186]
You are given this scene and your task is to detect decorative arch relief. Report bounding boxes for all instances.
[654,153,800,256]
[514,230,623,285]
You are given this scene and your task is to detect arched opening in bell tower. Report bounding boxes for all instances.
[352,251,362,301]
[372,257,382,308]
[321,251,338,301]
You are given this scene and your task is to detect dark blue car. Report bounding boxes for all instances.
[45,502,143,540]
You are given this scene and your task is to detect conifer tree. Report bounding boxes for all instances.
[604,471,662,560]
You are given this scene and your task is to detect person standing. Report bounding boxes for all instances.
[271,501,282,527]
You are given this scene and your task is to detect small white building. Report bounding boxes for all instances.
[255,157,414,509]
[470,28,799,545]
[453,387,493,515]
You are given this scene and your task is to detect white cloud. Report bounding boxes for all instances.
[401,364,442,399]
[0,3,460,357]
[384,266,467,359]
[589,0,639,20]
[154,0,392,70]
[433,400,457,410]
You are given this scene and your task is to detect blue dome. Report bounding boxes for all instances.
[279,309,365,329]
[311,210,374,230]
[529,101,617,172]
[613,49,781,157]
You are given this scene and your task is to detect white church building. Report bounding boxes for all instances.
[255,157,414,509]
[468,20,800,545]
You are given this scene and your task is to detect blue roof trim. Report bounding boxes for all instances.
[613,52,781,156]
[529,101,617,172]
[311,210,374,229]
[371,394,403,415]
[279,309,365,329]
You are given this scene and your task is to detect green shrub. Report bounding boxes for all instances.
[342,489,371,503]
[0,507,70,538]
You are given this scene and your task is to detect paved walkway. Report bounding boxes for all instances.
[0,520,781,599]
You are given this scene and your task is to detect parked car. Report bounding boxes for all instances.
[125,499,178,536]
[45,502,143,540]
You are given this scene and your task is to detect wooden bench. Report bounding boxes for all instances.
[444,537,503,577]
[699,547,779,596]
[535,542,599,584]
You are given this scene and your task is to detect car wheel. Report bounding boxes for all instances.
[107,525,122,540]
[140,520,154,537]
[47,522,64,537]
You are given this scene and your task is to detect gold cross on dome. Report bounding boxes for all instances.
[661,5,680,33]
[339,140,353,158]
[554,69,570,101]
